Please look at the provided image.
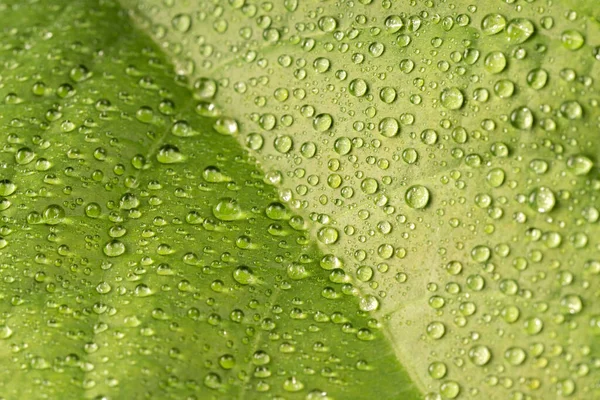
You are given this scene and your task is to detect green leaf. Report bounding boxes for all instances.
[0,1,417,399]
[1,0,599,399]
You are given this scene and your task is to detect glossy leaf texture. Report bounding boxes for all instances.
[1,0,599,399]
[0,1,417,399]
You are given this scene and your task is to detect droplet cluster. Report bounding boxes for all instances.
[0,0,598,399]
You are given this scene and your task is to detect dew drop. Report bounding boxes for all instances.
[561,30,585,50]
[481,14,506,35]
[317,227,339,244]
[233,266,255,285]
[172,13,192,32]
[506,18,535,43]
[103,240,125,257]
[529,187,556,213]
[156,144,186,164]
[469,345,492,366]
[313,113,333,132]
[405,185,430,209]
[440,87,464,110]
[510,107,534,130]
[484,51,507,74]
[213,198,245,221]
[426,321,446,339]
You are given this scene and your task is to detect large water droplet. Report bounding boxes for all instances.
[103,240,126,257]
[566,155,593,175]
[529,187,556,213]
[317,227,339,244]
[213,198,245,221]
[349,79,368,97]
[233,266,256,285]
[313,113,333,132]
[481,14,506,35]
[0,180,17,196]
[510,106,534,130]
[405,185,430,209]
[156,144,186,164]
[484,51,507,74]
[469,345,492,366]
[505,18,535,43]
[440,87,464,110]
[43,204,65,225]
[172,13,192,32]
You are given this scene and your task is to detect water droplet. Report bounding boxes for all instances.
[274,135,293,154]
[560,294,583,315]
[357,266,374,282]
[504,347,527,365]
[481,14,506,35]
[405,185,430,209]
[510,106,534,130]
[440,381,460,399]
[494,79,515,98]
[561,30,585,50]
[428,361,447,379]
[15,147,35,165]
[0,325,13,339]
[385,15,404,33]
[566,155,593,175]
[213,198,245,221]
[213,117,239,135]
[506,18,535,43]
[156,144,185,164]
[172,13,192,32]
[359,295,379,311]
[193,78,217,99]
[317,227,339,244]
[378,117,400,138]
[283,376,304,392]
[69,64,92,82]
[361,178,379,194]
[380,87,397,103]
[334,137,352,155]
[486,168,505,188]
[526,68,548,90]
[313,113,333,132]
[313,57,331,73]
[96,281,112,294]
[484,51,507,74]
[471,245,491,262]
[469,345,492,366]
[560,100,583,119]
[426,321,446,339]
[203,166,232,183]
[529,187,556,213]
[502,305,521,323]
[440,87,464,110]
[203,372,222,389]
[85,203,102,218]
[103,240,126,257]
[349,79,368,97]
[233,266,256,285]
[557,378,576,397]
[218,354,236,370]
[0,180,17,196]
[43,204,65,225]
[171,120,198,137]
[119,193,140,210]
[524,317,544,335]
